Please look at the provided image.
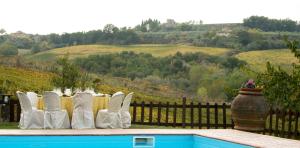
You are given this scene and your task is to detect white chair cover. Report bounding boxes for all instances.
[96,91,124,129]
[43,91,70,129]
[16,91,44,129]
[26,92,39,109]
[71,92,95,129]
[120,92,134,128]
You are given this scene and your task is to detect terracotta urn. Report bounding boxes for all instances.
[231,88,268,132]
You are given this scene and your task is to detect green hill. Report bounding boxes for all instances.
[26,44,231,62]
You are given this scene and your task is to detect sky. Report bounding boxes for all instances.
[0,0,300,34]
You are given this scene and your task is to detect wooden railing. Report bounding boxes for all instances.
[129,98,233,129]
[7,97,300,139]
[264,109,300,139]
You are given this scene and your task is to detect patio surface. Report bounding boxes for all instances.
[0,129,299,148]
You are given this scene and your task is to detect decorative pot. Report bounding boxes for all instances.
[231,88,268,132]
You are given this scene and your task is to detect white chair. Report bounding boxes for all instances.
[96,91,124,129]
[16,91,44,129]
[26,92,39,110]
[71,92,95,129]
[120,92,134,128]
[43,91,70,129]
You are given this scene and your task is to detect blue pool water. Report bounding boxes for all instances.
[0,135,253,148]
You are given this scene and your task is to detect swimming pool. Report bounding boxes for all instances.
[0,135,252,148]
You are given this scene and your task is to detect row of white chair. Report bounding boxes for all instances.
[16,91,133,129]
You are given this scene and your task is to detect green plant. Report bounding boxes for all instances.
[257,39,300,110]
[52,55,80,93]
[77,72,93,91]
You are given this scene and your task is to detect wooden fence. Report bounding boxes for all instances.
[7,97,300,139]
[264,109,300,139]
[130,99,233,129]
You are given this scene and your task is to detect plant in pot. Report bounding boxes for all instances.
[231,79,269,132]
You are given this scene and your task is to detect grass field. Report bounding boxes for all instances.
[27,44,231,61]
[235,49,298,71]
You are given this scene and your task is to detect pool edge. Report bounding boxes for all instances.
[0,129,299,148]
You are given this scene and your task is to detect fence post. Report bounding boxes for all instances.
[173,102,177,127]
[287,110,292,138]
[141,101,145,124]
[190,102,194,128]
[182,97,186,128]
[222,103,226,129]
[132,101,137,124]
[9,100,15,122]
[149,102,153,124]
[281,110,286,137]
[17,104,21,121]
[157,102,161,126]
[294,111,299,138]
[206,102,210,129]
[214,103,218,129]
[269,108,273,135]
[166,102,169,126]
[275,109,280,137]
[198,102,202,129]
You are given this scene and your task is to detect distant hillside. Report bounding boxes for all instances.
[26,44,299,72]
[235,49,298,71]
[26,44,232,61]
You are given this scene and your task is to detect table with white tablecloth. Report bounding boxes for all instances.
[37,96,109,118]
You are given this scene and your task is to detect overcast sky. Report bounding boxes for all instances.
[1,0,300,34]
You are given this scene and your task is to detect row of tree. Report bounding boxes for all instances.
[0,25,140,55]
[134,18,207,32]
[243,16,300,32]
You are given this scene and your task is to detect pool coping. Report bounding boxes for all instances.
[0,129,299,148]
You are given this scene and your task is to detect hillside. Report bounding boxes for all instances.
[26,44,232,61]
[235,49,298,71]
[0,65,182,102]
[0,66,54,95]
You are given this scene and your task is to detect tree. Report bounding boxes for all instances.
[77,72,93,91]
[0,29,6,35]
[236,30,252,46]
[257,39,300,110]
[135,19,161,32]
[52,55,80,93]
[244,16,299,32]
[103,24,118,33]
[0,42,18,56]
